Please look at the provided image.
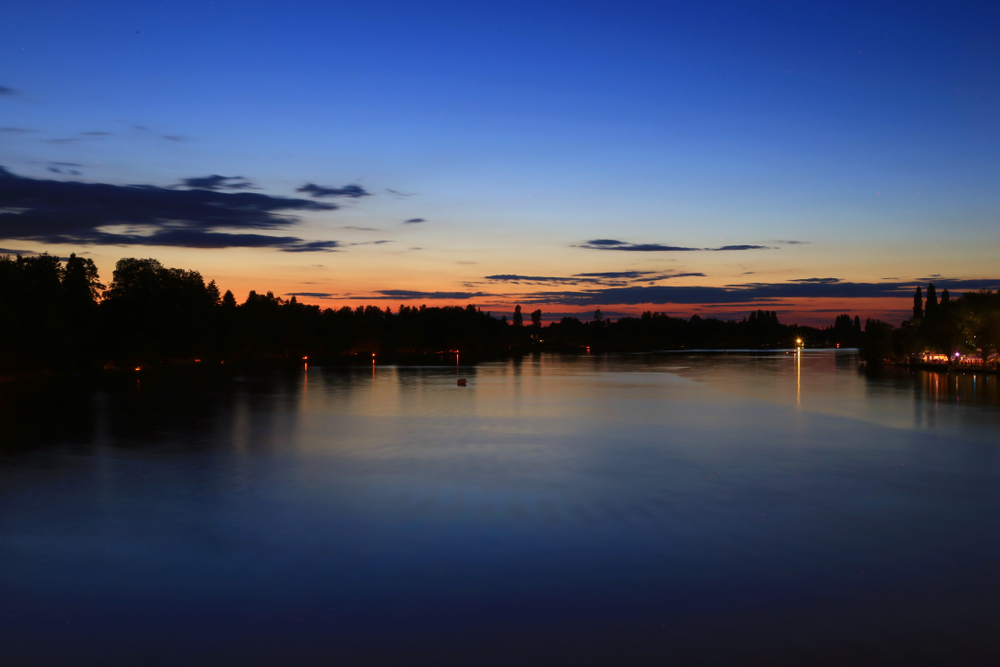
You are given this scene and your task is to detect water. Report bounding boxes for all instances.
[2,351,998,665]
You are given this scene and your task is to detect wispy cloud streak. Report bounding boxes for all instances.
[577,239,772,252]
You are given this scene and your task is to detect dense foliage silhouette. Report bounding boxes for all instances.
[0,253,884,373]
[862,282,1000,366]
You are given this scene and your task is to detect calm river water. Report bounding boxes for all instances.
[2,351,999,665]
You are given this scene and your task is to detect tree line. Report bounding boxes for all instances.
[1,253,864,373]
[861,283,1000,365]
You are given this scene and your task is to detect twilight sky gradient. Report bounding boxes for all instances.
[2,0,998,324]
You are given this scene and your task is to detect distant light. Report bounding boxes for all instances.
[302,356,308,360]
[134,367,141,371]
[195,359,201,362]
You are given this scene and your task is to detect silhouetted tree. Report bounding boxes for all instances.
[513,305,523,327]
[63,253,104,306]
[101,258,216,363]
[925,283,938,316]
[861,318,896,362]
[912,286,923,321]
[531,309,542,327]
[0,252,108,371]
[206,279,221,307]
[62,253,104,363]
[0,254,64,369]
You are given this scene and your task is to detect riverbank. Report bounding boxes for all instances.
[907,360,1000,375]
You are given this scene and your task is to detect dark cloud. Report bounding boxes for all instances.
[521,285,748,306]
[38,138,76,145]
[0,86,16,96]
[280,240,342,252]
[536,310,633,320]
[789,277,841,284]
[340,226,379,231]
[908,278,1000,290]
[287,292,335,299]
[357,290,494,300]
[404,218,426,224]
[49,161,83,167]
[578,239,772,252]
[574,270,680,279]
[179,175,257,190]
[485,274,584,285]
[512,278,1000,307]
[808,307,911,314]
[483,271,706,288]
[297,183,370,198]
[774,240,809,245]
[162,135,185,142]
[348,240,392,246]
[582,241,701,251]
[81,131,110,136]
[0,247,34,255]
[245,277,1000,309]
[76,230,341,252]
[386,189,416,198]
[48,167,82,176]
[0,127,32,133]
[0,166,341,252]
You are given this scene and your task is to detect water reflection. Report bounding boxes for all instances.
[796,348,801,406]
[1,355,999,665]
[5,353,997,453]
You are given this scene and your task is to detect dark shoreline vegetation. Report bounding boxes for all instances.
[864,283,1000,369]
[1,252,997,374]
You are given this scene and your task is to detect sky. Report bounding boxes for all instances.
[2,0,998,325]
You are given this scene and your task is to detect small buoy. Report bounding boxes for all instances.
[457,379,467,386]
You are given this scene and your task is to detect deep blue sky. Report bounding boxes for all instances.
[2,1,998,322]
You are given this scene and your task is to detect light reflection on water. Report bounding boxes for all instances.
[1,351,999,666]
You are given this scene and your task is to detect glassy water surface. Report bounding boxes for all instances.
[2,352,999,665]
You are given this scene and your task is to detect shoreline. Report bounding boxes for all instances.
[905,361,999,376]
